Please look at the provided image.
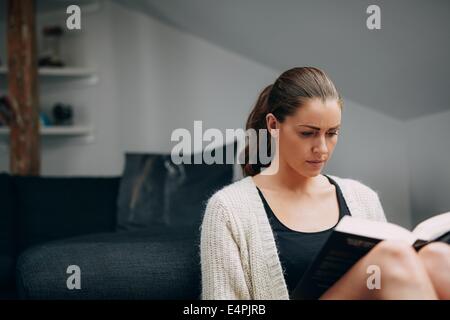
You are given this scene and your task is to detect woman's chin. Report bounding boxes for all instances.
[296,167,322,178]
[306,172,321,178]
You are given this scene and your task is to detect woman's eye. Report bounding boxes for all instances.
[300,131,339,137]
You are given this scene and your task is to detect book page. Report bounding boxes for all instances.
[335,216,417,245]
[412,212,450,241]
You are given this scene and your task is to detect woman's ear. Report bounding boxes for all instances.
[266,113,279,138]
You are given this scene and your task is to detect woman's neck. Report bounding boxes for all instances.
[256,151,332,194]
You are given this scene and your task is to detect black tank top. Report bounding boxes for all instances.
[256,175,351,298]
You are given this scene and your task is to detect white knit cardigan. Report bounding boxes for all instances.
[200,175,387,300]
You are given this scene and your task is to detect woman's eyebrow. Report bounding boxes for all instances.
[298,124,341,130]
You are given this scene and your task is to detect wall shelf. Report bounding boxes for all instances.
[0,66,96,78]
[0,125,92,136]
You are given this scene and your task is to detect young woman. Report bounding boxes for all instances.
[200,67,450,300]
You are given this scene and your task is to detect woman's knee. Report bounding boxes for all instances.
[321,240,434,300]
[371,240,419,265]
[367,240,428,285]
[418,242,450,270]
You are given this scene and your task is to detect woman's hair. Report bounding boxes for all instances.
[241,66,343,177]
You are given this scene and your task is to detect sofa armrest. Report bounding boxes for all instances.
[13,176,121,252]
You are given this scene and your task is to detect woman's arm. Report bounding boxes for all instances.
[200,193,252,300]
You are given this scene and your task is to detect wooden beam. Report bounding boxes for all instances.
[7,0,40,175]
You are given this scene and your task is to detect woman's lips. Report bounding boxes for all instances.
[306,160,325,167]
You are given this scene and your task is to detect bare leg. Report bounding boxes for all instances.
[320,240,438,300]
[418,242,450,300]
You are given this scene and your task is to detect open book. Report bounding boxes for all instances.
[292,212,450,300]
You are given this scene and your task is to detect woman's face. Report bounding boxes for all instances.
[268,98,342,177]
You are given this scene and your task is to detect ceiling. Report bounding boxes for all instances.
[116,0,450,121]
[1,0,449,120]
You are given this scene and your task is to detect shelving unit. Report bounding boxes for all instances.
[0,1,100,148]
[0,66,97,141]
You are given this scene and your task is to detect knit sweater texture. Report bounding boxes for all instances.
[200,175,387,300]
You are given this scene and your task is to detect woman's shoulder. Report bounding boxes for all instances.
[206,176,255,208]
[327,174,379,197]
[204,176,257,219]
[327,174,386,222]
[202,176,256,228]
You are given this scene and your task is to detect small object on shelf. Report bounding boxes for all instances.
[38,25,65,68]
[0,95,14,126]
[39,112,52,127]
[52,103,74,126]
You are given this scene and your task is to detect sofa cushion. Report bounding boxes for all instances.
[16,227,200,299]
[117,143,235,231]
[164,160,234,228]
[14,176,120,251]
[0,173,16,290]
[116,154,167,230]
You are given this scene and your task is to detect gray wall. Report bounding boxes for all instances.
[406,109,450,226]
[326,100,411,227]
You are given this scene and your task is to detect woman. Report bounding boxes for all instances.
[200,67,450,300]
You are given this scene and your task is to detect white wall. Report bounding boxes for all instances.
[109,2,276,154]
[406,109,450,226]
[0,1,411,226]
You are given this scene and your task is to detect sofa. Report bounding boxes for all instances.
[0,150,235,299]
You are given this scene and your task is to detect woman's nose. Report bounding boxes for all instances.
[313,137,328,155]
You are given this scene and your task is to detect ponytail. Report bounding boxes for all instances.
[241,84,273,177]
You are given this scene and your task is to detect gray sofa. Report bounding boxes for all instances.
[1,149,234,299]
[16,227,201,299]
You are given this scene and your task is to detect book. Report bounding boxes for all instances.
[292,211,450,300]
